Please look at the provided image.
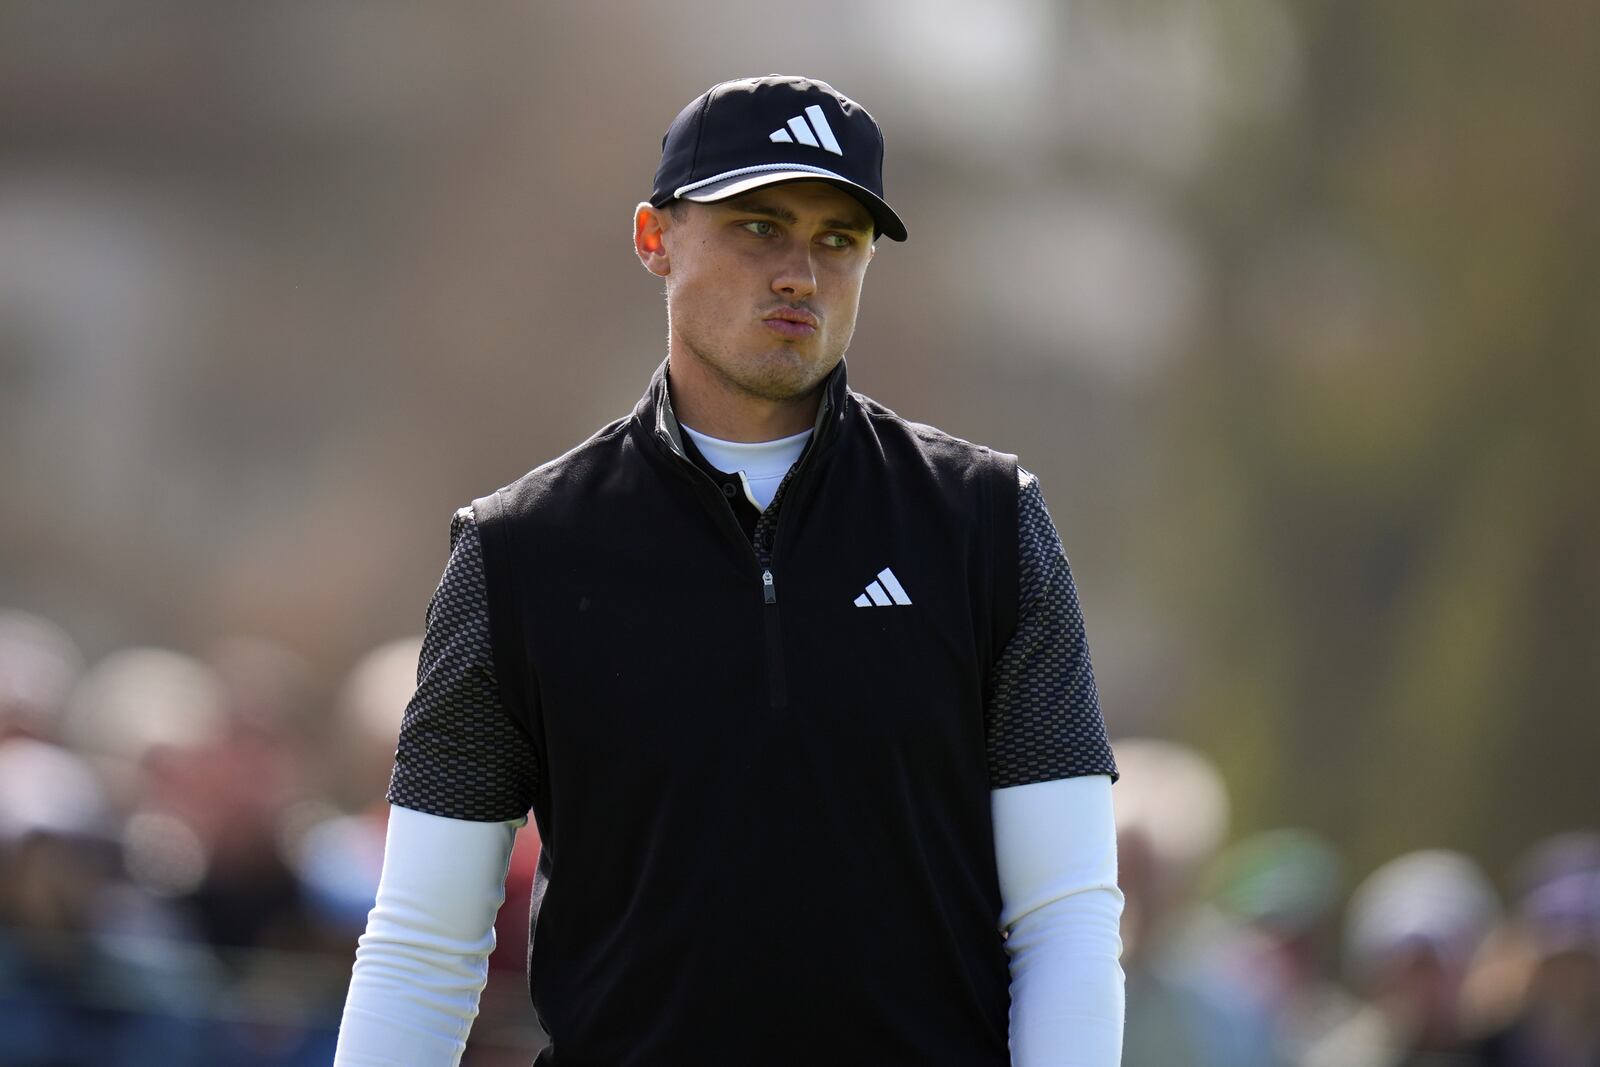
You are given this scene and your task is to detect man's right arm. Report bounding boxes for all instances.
[985,469,1124,1066]
[334,508,541,1066]
[335,808,518,1065]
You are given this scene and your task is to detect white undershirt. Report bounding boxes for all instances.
[335,778,1123,1066]
[678,423,811,511]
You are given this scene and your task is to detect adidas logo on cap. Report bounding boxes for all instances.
[769,105,843,156]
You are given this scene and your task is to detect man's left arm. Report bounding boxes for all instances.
[986,468,1125,1067]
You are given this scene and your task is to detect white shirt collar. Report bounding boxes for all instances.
[679,424,811,482]
[679,424,811,510]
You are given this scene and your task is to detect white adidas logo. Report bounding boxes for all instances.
[769,105,844,156]
[854,567,912,607]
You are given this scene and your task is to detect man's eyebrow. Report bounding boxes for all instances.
[720,198,874,234]
[722,200,798,225]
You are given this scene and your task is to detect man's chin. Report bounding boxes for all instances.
[681,337,838,402]
[732,359,833,403]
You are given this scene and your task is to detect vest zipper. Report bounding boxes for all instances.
[760,568,787,709]
[656,429,792,713]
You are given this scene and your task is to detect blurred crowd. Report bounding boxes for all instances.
[0,608,542,1066]
[1112,742,1600,1067]
[2,606,1596,1066]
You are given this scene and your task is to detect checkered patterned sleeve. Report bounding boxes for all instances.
[984,468,1118,789]
[386,506,540,821]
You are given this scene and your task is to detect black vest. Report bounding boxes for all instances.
[475,359,1019,1066]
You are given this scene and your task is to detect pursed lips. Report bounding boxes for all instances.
[762,307,819,339]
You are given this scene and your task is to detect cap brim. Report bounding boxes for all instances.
[679,170,907,242]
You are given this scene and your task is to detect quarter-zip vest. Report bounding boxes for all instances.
[474,358,1019,1066]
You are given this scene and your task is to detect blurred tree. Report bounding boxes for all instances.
[1156,0,1600,875]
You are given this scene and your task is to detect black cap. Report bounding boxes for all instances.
[650,75,907,242]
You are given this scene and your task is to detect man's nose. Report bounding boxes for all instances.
[771,243,817,300]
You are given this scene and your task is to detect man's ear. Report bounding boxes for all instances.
[634,202,671,278]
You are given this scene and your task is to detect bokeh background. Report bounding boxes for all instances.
[3,2,1597,1065]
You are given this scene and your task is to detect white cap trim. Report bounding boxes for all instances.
[674,162,854,200]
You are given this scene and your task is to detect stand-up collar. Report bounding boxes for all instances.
[634,357,852,461]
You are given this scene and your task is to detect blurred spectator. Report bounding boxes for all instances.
[1306,849,1501,1067]
[0,609,85,743]
[64,647,308,951]
[207,636,318,747]
[59,646,229,809]
[1206,829,1361,1064]
[289,636,425,936]
[0,737,207,1065]
[1114,738,1280,1067]
[328,636,423,812]
[1475,833,1600,1067]
[48,644,347,1063]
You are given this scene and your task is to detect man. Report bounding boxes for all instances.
[335,75,1124,1066]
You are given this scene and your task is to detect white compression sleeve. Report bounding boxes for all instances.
[992,774,1125,1067]
[334,805,520,1067]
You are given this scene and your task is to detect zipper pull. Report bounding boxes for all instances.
[761,569,777,604]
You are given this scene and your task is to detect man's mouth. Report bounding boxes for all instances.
[762,308,819,339]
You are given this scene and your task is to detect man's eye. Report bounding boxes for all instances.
[743,221,777,236]
[820,233,854,249]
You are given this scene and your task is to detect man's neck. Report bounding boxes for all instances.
[665,349,823,443]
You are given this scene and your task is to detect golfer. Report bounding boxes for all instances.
[335,74,1125,1066]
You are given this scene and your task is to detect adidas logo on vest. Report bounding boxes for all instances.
[854,567,912,607]
[769,105,844,156]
